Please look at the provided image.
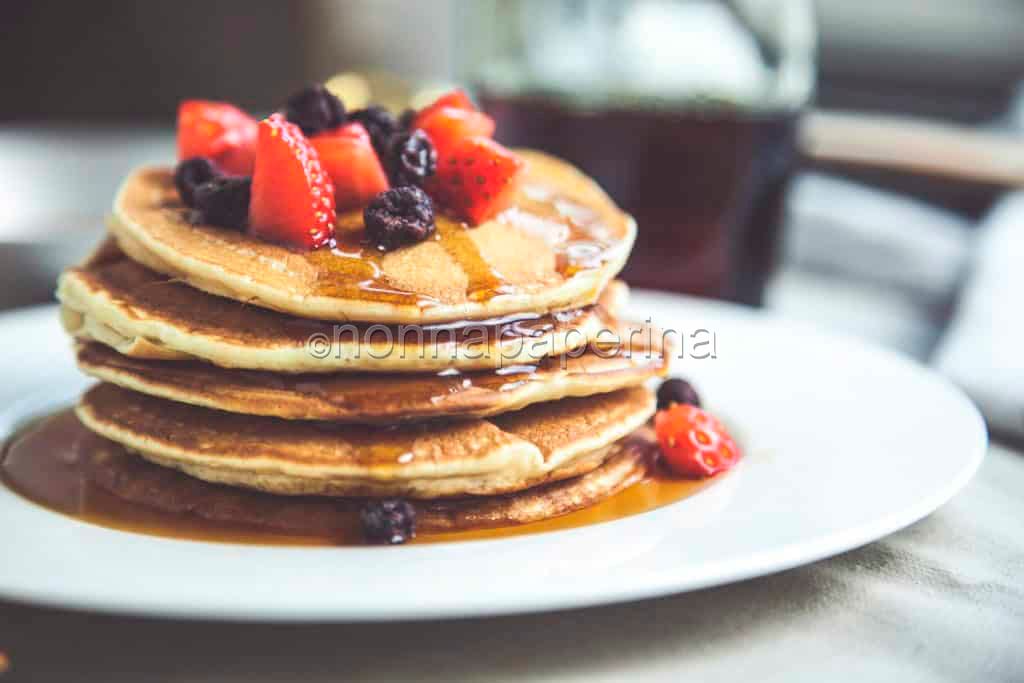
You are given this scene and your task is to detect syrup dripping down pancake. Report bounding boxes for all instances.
[73,315,667,422]
[75,383,656,499]
[107,150,635,324]
[58,240,629,374]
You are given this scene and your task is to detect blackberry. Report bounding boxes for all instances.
[364,186,435,251]
[397,107,417,131]
[283,84,346,136]
[388,129,437,187]
[192,176,251,230]
[174,157,220,207]
[348,105,397,157]
[360,499,417,544]
[656,378,702,410]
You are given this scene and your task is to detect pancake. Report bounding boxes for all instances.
[84,425,658,534]
[76,383,656,498]
[58,240,628,373]
[73,316,668,421]
[108,149,635,324]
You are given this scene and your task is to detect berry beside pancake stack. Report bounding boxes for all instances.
[51,85,730,544]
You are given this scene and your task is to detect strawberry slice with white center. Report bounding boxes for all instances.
[249,114,336,249]
[310,123,390,212]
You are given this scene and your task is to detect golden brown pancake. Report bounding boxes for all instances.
[108,149,635,324]
[73,314,667,421]
[76,383,656,498]
[58,240,629,373]
[84,425,657,535]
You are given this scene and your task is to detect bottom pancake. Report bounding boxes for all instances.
[84,427,659,535]
[76,383,656,498]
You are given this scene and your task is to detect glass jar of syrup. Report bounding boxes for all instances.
[455,0,816,305]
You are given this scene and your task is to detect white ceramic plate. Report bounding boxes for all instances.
[0,293,986,621]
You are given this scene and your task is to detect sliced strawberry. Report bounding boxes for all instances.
[413,90,493,157]
[426,137,525,225]
[416,89,477,121]
[414,106,495,158]
[310,123,390,212]
[177,100,258,175]
[249,114,336,249]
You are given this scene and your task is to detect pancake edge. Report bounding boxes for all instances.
[73,334,668,422]
[108,152,637,324]
[57,268,619,373]
[75,385,656,499]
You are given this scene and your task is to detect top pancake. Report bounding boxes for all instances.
[109,150,635,324]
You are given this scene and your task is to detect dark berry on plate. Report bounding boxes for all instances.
[656,378,702,410]
[364,186,435,251]
[347,105,397,157]
[283,84,346,136]
[388,129,437,187]
[360,499,417,544]
[174,157,221,207]
[192,176,252,230]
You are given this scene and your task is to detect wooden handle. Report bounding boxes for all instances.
[800,109,1024,187]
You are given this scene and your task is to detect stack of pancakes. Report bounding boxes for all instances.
[57,150,670,537]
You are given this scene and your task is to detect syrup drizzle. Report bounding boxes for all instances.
[434,220,512,301]
[1,411,711,546]
[305,212,428,306]
[146,166,622,312]
[296,185,616,308]
[78,330,664,425]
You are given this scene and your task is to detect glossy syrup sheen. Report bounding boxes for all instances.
[1,410,710,546]
[197,334,646,402]
[301,183,616,306]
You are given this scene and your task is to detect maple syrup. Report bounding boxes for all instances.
[301,182,619,308]
[481,94,799,304]
[1,410,711,546]
[284,346,645,415]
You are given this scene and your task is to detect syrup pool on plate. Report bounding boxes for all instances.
[1,410,713,546]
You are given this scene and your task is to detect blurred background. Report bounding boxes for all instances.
[1,0,1023,439]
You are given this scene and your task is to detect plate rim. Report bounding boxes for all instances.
[0,297,988,621]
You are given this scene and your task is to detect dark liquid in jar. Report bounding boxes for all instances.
[481,94,800,305]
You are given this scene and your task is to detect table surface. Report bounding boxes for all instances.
[1,127,1022,682]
